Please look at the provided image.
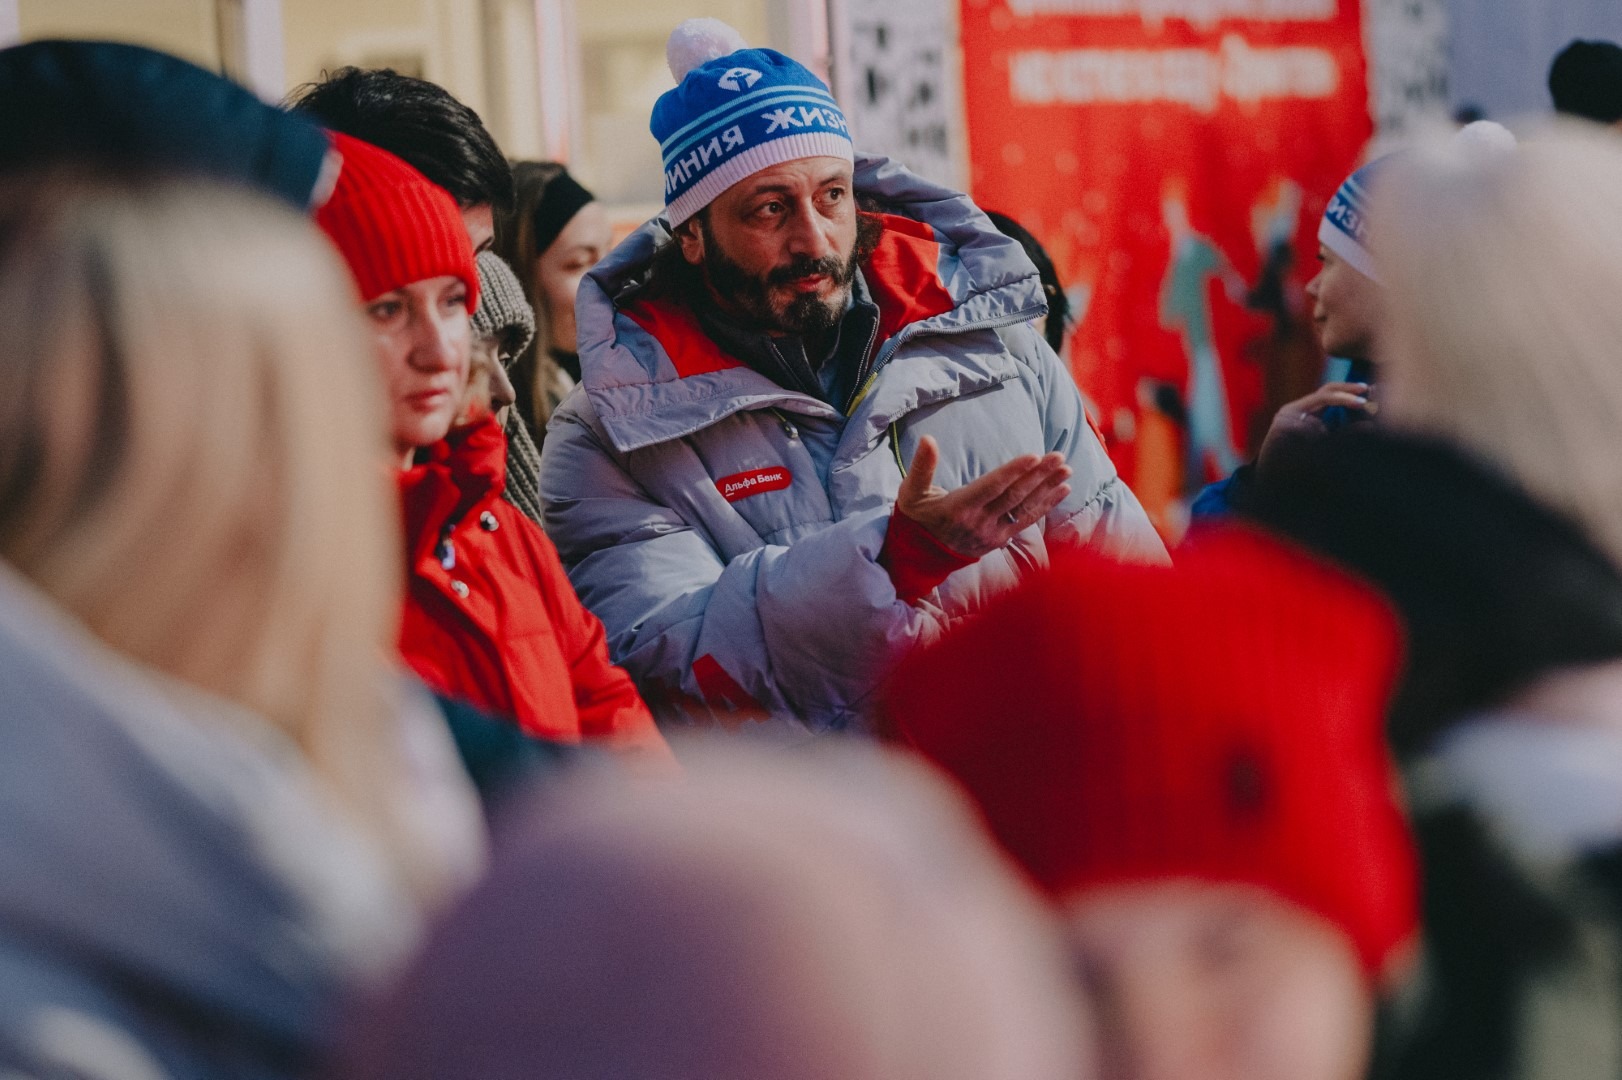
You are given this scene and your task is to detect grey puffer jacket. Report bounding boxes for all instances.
[0,563,421,1079]
[540,154,1163,735]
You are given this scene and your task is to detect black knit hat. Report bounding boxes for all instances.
[530,170,595,257]
[0,39,330,208]
[1550,39,1622,124]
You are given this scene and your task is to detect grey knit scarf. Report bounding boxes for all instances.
[502,410,545,524]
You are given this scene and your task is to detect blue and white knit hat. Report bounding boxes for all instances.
[1318,158,1384,283]
[1319,122,1515,285]
[653,19,853,226]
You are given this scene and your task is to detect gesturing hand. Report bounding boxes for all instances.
[1257,382,1376,470]
[896,436,1072,559]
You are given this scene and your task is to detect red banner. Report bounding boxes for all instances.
[960,0,1372,534]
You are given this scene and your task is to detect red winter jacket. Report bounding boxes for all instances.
[398,417,670,758]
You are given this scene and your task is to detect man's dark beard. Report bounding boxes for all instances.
[696,212,883,336]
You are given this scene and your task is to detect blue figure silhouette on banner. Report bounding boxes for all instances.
[1159,192,1248,488]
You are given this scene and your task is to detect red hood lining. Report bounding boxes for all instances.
[620,214,958,381]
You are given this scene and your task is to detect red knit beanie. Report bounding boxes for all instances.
[314,131,478,311]
[883,527,1418,980]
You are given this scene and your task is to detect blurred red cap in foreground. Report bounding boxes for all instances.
[884,526,1419,979]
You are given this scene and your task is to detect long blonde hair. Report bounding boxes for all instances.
[1375,123,1622,568]
[0,172,441,900]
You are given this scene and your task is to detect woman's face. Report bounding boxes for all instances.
[1066,882,1372,1080]
[534,200,612,355]
[1305,246,1382,362]
[458,337,518,428]
[365,275,472,455]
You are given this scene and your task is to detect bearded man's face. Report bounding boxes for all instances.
[678,157,879,336]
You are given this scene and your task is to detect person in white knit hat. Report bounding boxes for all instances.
[538,19,1163,736]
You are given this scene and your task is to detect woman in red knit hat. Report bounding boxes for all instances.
[315,131,669,763]
[884,527,1419,1080]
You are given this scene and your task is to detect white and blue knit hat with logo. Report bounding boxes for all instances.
[1318,120,1516,285]
[653,19,853,226]
[1318,158,1384,283]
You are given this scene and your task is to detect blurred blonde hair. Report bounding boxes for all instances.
[456,337,500,427]
[1375,123,1622,568]
[0,172,444,902]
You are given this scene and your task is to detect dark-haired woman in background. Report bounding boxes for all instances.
[984,210,1071,358]
[495,162,613,447]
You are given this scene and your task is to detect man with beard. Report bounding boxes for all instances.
[539,20,1163,735]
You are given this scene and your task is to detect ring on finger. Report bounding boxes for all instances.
[1004,509,1019,525]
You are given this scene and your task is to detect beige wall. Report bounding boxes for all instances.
[482,0,545,159]
[11,0,811,213]
[575,0,775,207]
[282,0,431,93]
[17,0,218,68]
[281,0,541,156]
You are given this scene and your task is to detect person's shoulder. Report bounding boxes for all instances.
[992,318,1065,382]
[547,381,598,428]
[539,385,615,468]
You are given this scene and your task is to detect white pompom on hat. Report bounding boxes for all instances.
[651,18,852,226]
[666,18,750,82]
[1454,119,1517,156]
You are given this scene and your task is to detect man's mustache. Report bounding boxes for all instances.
[765,255,849,286]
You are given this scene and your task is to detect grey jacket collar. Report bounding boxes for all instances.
[0,563,418,1064]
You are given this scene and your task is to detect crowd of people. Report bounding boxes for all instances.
[1,15,1621,1080]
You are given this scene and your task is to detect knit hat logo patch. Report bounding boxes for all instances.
[1222,745,1273,822]
[718,67,762,91]
[1322,180,1369,248]
[654,20,854,226]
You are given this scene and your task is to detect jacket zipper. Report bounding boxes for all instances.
[889,422,907,477]
[767,407,800,440]
[841,313,884,417]
[756,303,1048,473]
